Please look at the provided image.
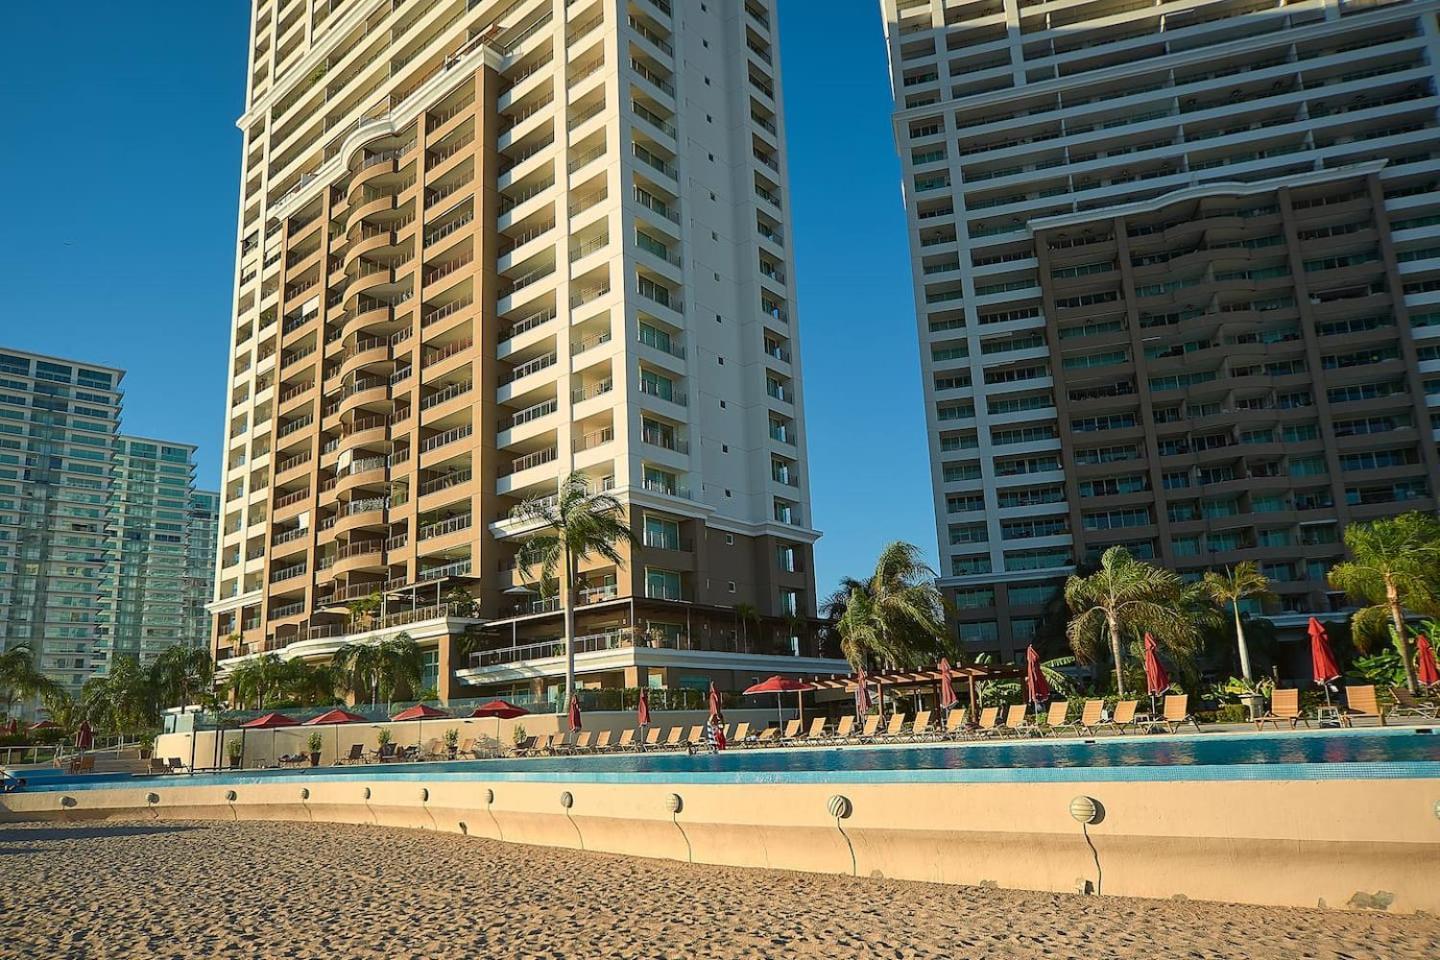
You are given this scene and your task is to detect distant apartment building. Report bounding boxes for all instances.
[0,349,218,703]
[212,0,838,705]
[881,0,1440,660]
[95,438,219,673]
[0,349,124,696]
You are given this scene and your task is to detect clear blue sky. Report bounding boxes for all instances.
[0,2,936,596]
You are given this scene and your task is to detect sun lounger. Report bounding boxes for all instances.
[616,729,635,751]
[779,719,804,744]
[643,727,662,750]
[879,712,908,742]
[167,757,187,772]
[1099,699,1141,734]
[904,710,933,742]
[753,726,781,747]
[1056,699,1105,736]
[1389,687,1439,720]
[663,727,687,750]
[1043,700,1070,734]
[1339,685,1386,727]
[684,726,706,750]
[830,716,854,743]
[799,717,828,744]
[975,706,1002,737]
[1255,688,1309,730]
[339,743,365,764]
[940,708,968,739]
[1143,694,1199,734]
[729,722,751,745]
[856,715,881,743]
[148,758,168,775]
[1003,704,1035,737]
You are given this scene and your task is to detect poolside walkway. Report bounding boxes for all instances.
[1,820,1435,959]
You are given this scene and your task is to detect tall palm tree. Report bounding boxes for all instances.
[331,632,423,707]
[375,633,424,705]
[0,642,53,716]
[228,653,286,710]
[81,655,155,734]
[1329,512,1440,693]
[1064,546,1195,697]
[733,603,760,653]
[515,472,636,707]
[835,542,948,671]
[1202,562,1273,683]
[332,641,386,707]
[149,645,215,714]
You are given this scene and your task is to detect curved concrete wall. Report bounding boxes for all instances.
[3,775,1436,913]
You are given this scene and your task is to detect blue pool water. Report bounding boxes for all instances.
[8,727,1438,792]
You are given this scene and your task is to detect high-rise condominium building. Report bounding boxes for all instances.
[185,490,221,654]
[95,438,218,673]
[882,0,1440,661]
[0,350,123,696]
[212,0,834,704]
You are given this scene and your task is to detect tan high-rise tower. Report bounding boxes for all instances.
[211,0,840,705]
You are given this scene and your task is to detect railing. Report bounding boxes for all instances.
[418,469,471,497]
[416,559,472,583]
[499,306,556,342]
[422,295,473,328]
[419,513,473,540]
[505,398,558,430]
[504,351,557,383]
[470,628,640,669]
[420,380,473,410]
[506,446,557,474]
[419,423,473,453]
[572,378,613,402]
[274,488,310,509]
[339,496,388,517]
[573,426,614,452]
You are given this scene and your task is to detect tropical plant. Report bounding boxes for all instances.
[733,603,760,653]
[0,642,54,716]
[280,659,340,706]
[39,686,81,734]
[148,645,214,714]
[972,651,1077,706]
[80,655,156,734]
[376,727,392,747]
[307,731,324,754]
[347,591,383,630]
[331,632,423,707]
[1346,650,1407,688]
[228,653,286,710]
[1202,562,1273,684]
[514,472,636,706]
[835,542,949,671]
[1064,546,1197,697]
[443,727,459,751]
[1328,512,1440,693]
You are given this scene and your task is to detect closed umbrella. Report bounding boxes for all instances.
[854,668,871,719]
[470,699,528,749]
[567,695,582,732]
[707,681,724,724]
[241,712,300,767]
[1142,633,1169,718]
[742,676,816,728]
[938,659,958,712]
[1309,617,1341,707]
[1025,645,1051,709]
[305,708,367,763]
[1415,634,1439,688]
[391,703,450,757]
[74,720,94,752]
[635,688,651,732]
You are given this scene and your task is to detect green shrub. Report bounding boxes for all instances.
[1214,704,1247,724]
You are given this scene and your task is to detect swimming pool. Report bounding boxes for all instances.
[12,726,1438,791]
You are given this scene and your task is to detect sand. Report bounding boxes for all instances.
[1,820,1436,960]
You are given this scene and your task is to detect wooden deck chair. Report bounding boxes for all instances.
[831,715,854,743]
[643,727,663,749]
[1145,694,1199,734]
[1255,688,1309,730]
[1043,700,1070,734]
[1340,685,1386,727]
[780,719,803,743]
[148,758,168,775]
[616,729,635,751]
[1389,687,1439,720]
[942,708,968,739]
[907,710,933,742]
[975,706,1001,736]
[1003,704,1031,737]
[856,715,881,743]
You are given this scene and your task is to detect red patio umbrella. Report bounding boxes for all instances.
[743,675,817,728]
[74,720,94,752]
[27,720,58,732]
[1309,617,1341,706]
[938,659,958,711]
[636,688,651,729]
[241,712,300,767]
[1415,634,1439,688]
[391,703,450,755]
[2,718,17,737]
[1025,645,1052,707]
[854,668,871,719]
[567,695,582,732]
[1142,633,1169,718]
[305,708,367,763]
[707,681,724,723]
[470,700,529,746]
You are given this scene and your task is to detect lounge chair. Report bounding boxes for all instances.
[594,730,613,753]
[856,715,881,743]
[616,729,635,751]
[729,722,751,745]
[372,742,398,762]
[167,757,187,772]
[684,726,706,750]
[940,708,968,740]
[1043,700,1070,734]
[68,755,95,775]
[148,758,169,775]
[779,719,804,744]
[904,710,933,742]
[572,731,594,754]
[1144,694,1200,734]
[830,716,854,743]
[1255,688,1309,730]
[1056,699,1105,737]
[422,738,447,760]
[339,743,365,764]
[975,706,1002,737]
[1098,699,1141,735]
[880,712,908,742]
[1340,685,1386,727]
[1003,704,1037,737]
[799,717,828,744]
[663,727,687,750]
[1389,687,1439,720]
[643,727,662,750]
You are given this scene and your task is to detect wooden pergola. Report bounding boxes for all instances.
[809,664,1024,716]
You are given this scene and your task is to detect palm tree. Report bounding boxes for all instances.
[39,686,80,734]
[835,542,948,671]
[1329,512,1440,693]
[1202,562,1273,684]
[81,655,155,734]
[331,632,423,707]
[1064,546,1196,697]
[733,603,760,653]
[228,653,286,710]
[0,642,53,717]
[515,472,636,707]
[332,641,385,707]
[149,645,215,714]
[375,633,424,705]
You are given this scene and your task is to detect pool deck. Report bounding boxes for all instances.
[4,726,1438,914]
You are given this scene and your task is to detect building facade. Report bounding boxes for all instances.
[185,490,221,655]
[882,0,1440,660]
[212,0,837,705]
[0,350,123,697]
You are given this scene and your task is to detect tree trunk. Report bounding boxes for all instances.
[1233,602,1253,683]
[1388,580,1419,693]
[1107,610,1126,697]
[562,545,577,710]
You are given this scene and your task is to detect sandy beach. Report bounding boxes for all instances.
[1,819,1436,960]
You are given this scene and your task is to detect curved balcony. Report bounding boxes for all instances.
[338,336,393,381]
[345,191,405,231]
[332,496,389,536]
[332,539,387,577]
[336,377,391,419]
[337,414,392,458]
[333,455,390,497]
[342,302,397,341]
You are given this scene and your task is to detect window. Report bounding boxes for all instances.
[645,569,683,601]
[643,516,680,550]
